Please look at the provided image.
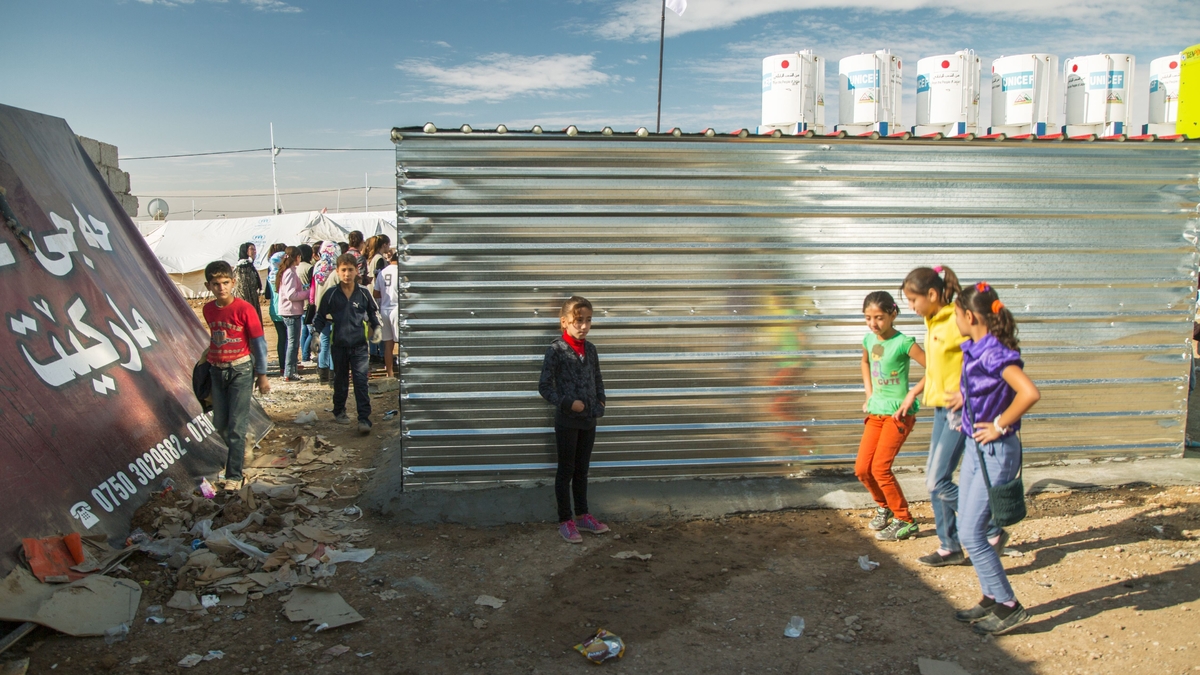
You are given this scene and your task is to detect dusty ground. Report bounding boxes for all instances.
[3,311,1199,674]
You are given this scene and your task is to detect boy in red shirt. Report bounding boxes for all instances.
[203,260,270,485]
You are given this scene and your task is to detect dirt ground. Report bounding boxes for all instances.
[3,314,1200,674]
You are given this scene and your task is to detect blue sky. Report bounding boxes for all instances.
[5,0,1198,218]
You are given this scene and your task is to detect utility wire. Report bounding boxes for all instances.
[137,186,396,199]
[122,146,390,161]
[122,147,271,161]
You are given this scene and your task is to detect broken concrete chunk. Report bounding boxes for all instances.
[474,595,506,609]
[918,658,972,675]
[166,591,203,612]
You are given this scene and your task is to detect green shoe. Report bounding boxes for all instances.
[875,519,918,541]
[868,507,893,531]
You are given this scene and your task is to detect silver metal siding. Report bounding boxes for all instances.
[394,133,1200,486]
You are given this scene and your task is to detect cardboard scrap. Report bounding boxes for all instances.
[293,525,341,543]
[0,658,30,675]
[0,567,140,637]
[611,551,652,561]
[21,533,87,583]
[283,587,363,630]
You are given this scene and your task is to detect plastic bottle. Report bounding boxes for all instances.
[784,616,805,638]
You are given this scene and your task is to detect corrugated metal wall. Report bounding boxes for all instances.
[393,130,1200,486]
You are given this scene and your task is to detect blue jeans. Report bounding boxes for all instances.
[332,343,371,422]
[960,434,1022,603]
[210,360,254,480]
[301,322,313,362]
[318,325,332,369]
[283,315,303,378]
[926,407,999,551]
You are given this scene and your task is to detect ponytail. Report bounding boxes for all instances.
[901,265,961,305]
[956,281,1019,352]
[275,246,298,291]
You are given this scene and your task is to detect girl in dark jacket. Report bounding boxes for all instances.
[538,296,609,543]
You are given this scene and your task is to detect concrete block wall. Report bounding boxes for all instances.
[77,135,138,218]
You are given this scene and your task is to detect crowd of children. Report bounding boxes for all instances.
[202,230,393,479]
[534,266,1041,637]
[205,249,1041,637]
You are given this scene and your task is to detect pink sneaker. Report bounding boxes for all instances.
[575,513,610,534]
[559,520,582,543]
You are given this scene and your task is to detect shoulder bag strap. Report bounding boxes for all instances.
[963,356,1024,493]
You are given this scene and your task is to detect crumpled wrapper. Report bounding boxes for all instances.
[573,628,625,664]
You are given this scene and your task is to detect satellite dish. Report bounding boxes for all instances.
[148,198,170,221]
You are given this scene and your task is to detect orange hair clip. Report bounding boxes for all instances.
[991,299,1005,313]
[975,281,990,293]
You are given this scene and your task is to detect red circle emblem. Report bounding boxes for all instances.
[1072,64,1078,72]
[941,60,950,68]
[781,60,789,68]
[1170,61,1178,69]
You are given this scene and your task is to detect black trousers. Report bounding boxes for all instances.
[554,425,596,522]
[332,343,371,422]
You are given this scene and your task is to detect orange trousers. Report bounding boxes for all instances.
[855,414,915,522]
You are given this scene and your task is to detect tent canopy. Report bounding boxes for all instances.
[144,210,397,297]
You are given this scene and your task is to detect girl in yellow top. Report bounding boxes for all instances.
[901,266,1002,567]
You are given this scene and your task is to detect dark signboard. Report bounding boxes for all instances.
[0,104,226,574]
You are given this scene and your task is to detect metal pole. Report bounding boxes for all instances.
[192,200,195,220]
[365,172,369,213]
[336,188,341,213]
[656,0,666,133]
[270,123,280,214]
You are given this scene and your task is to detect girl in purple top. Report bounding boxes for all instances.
[951,282,1041,635]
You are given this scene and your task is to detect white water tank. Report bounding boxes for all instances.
[760,51,826,135]
[1146,54,1182,133]
[989,54,1059,137]
[914,50,981,137]
[837,50,903,136]
[1064,53,1134,137]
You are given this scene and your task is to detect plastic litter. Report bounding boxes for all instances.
[200,594,220,609]
[323,548,375,564]
[199,478,216,500]
[144,605,165,624]
[102,623,129,645]
[783,616,805,638]
[574,628,625,664]
[203,651,224,661]
[177,654,203,668]
[858,555,880,571]
[611,551,652,561]
[294,410,318,424]
[161,477,176,492]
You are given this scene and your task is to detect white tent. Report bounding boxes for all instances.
[145,211,397,297]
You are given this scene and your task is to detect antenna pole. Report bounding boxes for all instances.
[337,188,341,213]
[270,123,280,214]
[656,0,666,133]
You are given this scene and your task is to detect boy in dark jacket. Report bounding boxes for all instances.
[313,254,381,435]
[538,296,609,543]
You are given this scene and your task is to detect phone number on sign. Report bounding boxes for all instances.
[88,412,216,513]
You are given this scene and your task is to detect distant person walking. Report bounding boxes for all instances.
[347,230,366,282]
[266,247,288,376]
[313,253,381,434]
[373,249,400,378]
[310,242,340,384]
[233,242,262,325]
[276,246,307,381]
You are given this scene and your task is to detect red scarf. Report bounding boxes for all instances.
[562,332,586,357]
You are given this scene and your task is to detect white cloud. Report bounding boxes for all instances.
[592,0,1194,41]
[398,53,614,104]
[134,0,301,12]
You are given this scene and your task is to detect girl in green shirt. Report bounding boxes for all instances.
[857,291,926,541]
